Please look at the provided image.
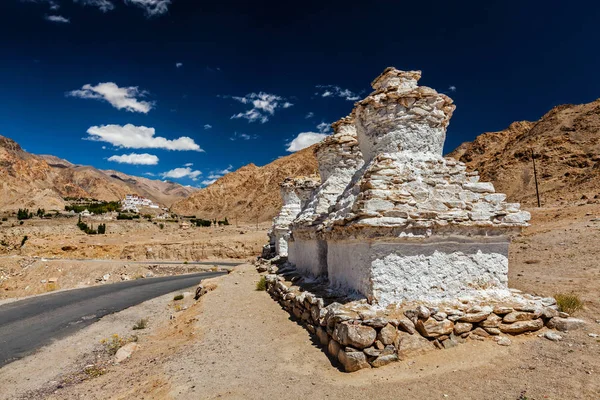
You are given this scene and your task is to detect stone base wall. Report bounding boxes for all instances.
[288,237,328,277]
[327,236,510,306]
[261,267,583,372]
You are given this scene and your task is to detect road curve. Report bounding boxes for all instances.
[0,270,228,368]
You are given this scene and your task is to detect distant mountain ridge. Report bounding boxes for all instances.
[448,99,600,206]
[0,135,196,212]
[171,146,319,222]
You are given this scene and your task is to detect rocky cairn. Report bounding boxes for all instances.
[259,67,584,372]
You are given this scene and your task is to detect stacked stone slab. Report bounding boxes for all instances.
[261,270,584,372]
[269,176,320,257]
[288,116,364,276]
[320,68,531,305]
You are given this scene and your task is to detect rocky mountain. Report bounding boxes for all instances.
[448,99,600,206]
[171,146,319,222]
[0,135,195,211]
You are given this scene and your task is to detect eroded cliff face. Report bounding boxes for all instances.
[448,100,600,206]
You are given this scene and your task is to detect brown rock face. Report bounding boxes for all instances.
[448,99,600,206]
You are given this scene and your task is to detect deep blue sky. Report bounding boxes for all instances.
[1,1,599,186]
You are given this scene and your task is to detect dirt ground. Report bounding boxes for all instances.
[0,217,268,261]
[0,217,268,299]
[2,204,600,399]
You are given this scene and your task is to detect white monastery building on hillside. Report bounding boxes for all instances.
[121,194,160,212]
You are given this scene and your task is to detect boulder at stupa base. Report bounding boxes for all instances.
[288,116,364,277]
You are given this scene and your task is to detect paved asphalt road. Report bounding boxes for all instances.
[0,271,228,368]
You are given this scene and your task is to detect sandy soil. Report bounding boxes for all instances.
[2,204,600,399]
[0,217,268,261]
[0,217,267,299]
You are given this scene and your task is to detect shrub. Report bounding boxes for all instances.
[173,294,184,301]
[17,209,33,220]
[100,334,137,356]
[132,318,148,330]
[97,223,106,234]
[555,293,583,315]
[19,221,23,225]
[159,223,164,230]
[1,217,7,221]
[20,235,28,247]
[83,365,107,378]
[256,276,267,291]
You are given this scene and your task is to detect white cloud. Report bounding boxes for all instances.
[203,124,212,130]
[184,162,193,167]
[229,132,257,141]
[74,0,115,12]
[316,122,331,133]
[305,112,314,119]
[315,85,360,101]
[143,172,156,176]
[125,0,171,16]
[161,167,202,180]
[86,124,203,151]
[68,82,154,113]
[449,85,457,92]
[45,14,69,22]
[22,0,60,10]
[108,152,159,165]
[176,62,183,68]
[204,165,233,184]
[286,132,327,152]
[226,92,292,123]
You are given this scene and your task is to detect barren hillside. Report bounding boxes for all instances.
[0,135,195,211]
[448,99,600,206]
[171,146,319,222]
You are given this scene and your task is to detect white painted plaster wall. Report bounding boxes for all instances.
[289,238,328,277]
[327,237,510,306]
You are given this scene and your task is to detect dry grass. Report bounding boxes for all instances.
[100,334,138,356]
[132,318,148,330]
[256,276,267,291]
[555,293,584,315]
